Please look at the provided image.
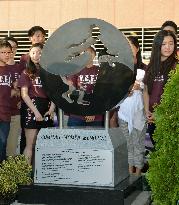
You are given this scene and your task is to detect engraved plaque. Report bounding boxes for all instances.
[34,128,128,187]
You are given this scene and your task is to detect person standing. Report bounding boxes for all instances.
[19,26,46,154]
[18,43,55,165]
[0,40,15,162]
[67,47,104,127]
[117,36,147,176]
[143,30,178,146]
[4,36,24,157]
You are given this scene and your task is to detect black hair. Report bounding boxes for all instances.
[28,26,46,37]
[26,43,43,79]
[0,39,12,49]
[4,36,18,47]
[146,30,177,94]
[128,36,145,82]
[161,20,177,34]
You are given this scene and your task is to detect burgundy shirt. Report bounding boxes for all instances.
[0,66,15,122]
[148,75,165,112]
[70,65,99,93]
[144,62,176,112]
[9,63,25,116]
[18,69,48,99]
[69,65,103,121]
[143,70,165,112]
[19,53,29,68]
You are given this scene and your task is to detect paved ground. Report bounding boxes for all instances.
[11,191,151,205]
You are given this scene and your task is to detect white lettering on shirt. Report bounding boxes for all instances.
[79,74,98,85]
[0,74,11,87]
[33,77,42,87]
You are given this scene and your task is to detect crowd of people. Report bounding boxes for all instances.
[0,21,178,177]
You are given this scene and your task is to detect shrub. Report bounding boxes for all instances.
[147,65,179,204]
[0,155,32,200]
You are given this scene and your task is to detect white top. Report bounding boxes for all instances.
[118,69,146,134]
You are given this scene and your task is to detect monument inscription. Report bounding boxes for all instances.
[34,128,127,187]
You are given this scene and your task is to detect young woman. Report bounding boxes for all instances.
[143,30,178,145]
[110,36,146,128]
[118,36,147,176]
[18,43,55,165]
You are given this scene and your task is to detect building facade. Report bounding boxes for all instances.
[0,0,178,61]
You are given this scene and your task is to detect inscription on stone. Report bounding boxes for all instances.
[35,148,112,185]
[34,128,128,187]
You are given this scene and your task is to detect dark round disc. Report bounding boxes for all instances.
[39,18,134,115]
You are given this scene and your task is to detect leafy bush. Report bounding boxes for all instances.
[0,155,32,199]
[147,65,179,205]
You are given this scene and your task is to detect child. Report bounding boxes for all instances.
[67,47,104,127]
[18,43,55,165]
[4,36,24,157]
[0,40,15,162]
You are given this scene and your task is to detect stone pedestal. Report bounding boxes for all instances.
[18,176,142,205]
[34,127,128,187]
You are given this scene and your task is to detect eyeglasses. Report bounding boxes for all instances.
[0,51,12,55]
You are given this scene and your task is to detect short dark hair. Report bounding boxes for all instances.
[28,26,46,37]
[161,20,177,34]
[0,39,12,49]
[4,36,18,47]
[29,43,44,51]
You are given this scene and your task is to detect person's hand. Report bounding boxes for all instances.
[17,101,21,109]
[44,109,54,120]
[13,80,18,90]
[128,82,141,96]
[34,111,43,121]
[145,110,155,123]
[85,116,95,122]
[133,82,141,90]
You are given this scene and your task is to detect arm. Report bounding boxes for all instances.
[11,80,20,97]
[21,86,43,121]
[143,85,154,123]
[44,101,56,119]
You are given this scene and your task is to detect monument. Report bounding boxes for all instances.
[18,18,142,205]
[34,127,128,187]
[34,18,133,187]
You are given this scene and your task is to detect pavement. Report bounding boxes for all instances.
[11,191,151,205]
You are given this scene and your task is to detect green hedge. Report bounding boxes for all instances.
[147,64,179,205]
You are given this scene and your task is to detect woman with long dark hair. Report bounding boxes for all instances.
[18,43,55,165]
[143,30,178,145]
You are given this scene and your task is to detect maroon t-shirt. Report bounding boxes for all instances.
[143,72,165,112]
[19,53,29,68]
[18,69,48,99]
[70,65,99,93]
[148,76,165,112]
[69,65,103,121]
[9,63,25,116]
[0,66,15,122]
